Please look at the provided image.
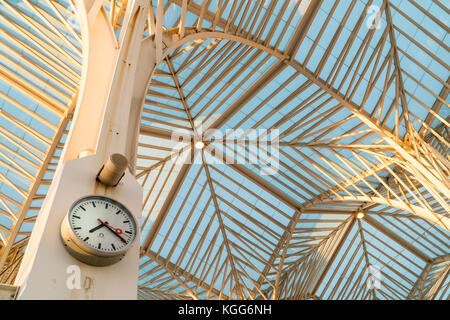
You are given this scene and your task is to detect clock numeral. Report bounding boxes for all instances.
[80,206,86,211]
[116,210,121,215]
[73,227,81,230]
[105,203,108,209]
[92,202,96,208]
[123,220,130,223]
[98,243,101,249]
[83,237,89,241]
[111,244,116,250]
[73,215,80,219]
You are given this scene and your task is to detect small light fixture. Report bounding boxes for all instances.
[355,211,365,219]
[195,140,205,149]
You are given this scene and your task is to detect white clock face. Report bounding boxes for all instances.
[68,196,137,255]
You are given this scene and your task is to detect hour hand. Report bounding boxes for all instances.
[89,223,105,233]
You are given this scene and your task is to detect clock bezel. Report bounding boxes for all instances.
[60,195,138,266]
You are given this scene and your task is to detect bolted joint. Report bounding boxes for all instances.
[97,153,128,186]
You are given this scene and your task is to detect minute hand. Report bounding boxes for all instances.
[97,219,128,244]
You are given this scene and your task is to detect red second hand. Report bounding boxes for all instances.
[97,219,123,234]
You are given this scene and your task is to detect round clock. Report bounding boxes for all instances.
[60,195,138,266]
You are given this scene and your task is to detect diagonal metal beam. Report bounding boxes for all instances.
[0,97,75,273]
[284,0,323,58]
[140,125,180,140]
[310,218,357,296]
[409,254,450,300]
[364,214,432,263]
[419,76,450,136]
[141,157,195,253]
[143,250,226,299]
[205,60,287,133]
[425,265,449,300]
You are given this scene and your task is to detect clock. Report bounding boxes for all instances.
[60,195,138,266]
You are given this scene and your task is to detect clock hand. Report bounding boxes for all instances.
[97,219,123,234]
[105,225,128,245]
[89,223,105,233]
[97,219,128,244]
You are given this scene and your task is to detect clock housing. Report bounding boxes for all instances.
[60,195,138,266]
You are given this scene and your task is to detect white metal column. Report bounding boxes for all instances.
[13,0,154,300]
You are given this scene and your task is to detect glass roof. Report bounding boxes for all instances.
[0,0,449,300]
